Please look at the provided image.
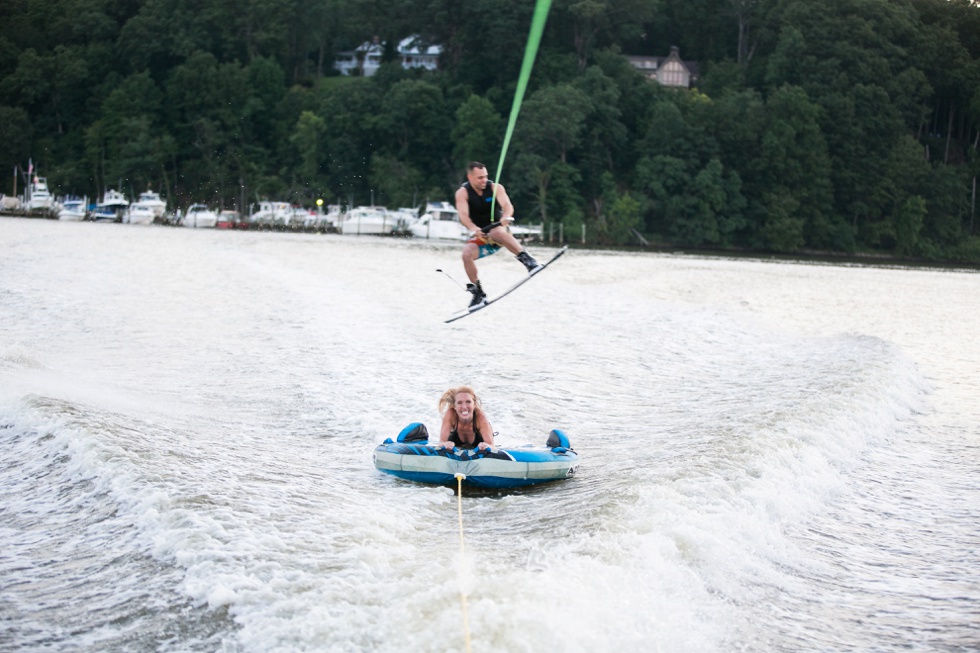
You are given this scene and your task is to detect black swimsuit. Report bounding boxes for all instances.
[448,422,485,448]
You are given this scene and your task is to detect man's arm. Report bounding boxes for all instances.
[493,183,514,224]
[455,186,481,233]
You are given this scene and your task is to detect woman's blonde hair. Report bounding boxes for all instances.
[439,386,482,416]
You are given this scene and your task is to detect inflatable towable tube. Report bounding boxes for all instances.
[373,422,579,489]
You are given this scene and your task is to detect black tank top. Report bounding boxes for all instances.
[461,180,501,229]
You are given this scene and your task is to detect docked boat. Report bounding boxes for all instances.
[183,203,218,228]
[293,206,317,228]
[27,176,54,211]
[510,221,543,242]
[92,189,129,221]
[125,203,156,225]
[58,197,87,221]
[374,423,579,489]
[0,195,22,212]
[312,204,343,231]
[129,189,167,223]
[389,207,420,234]
[248,201,292,228]
[339,206,395,235]
[409,201,470,240]
[216,209,245,229]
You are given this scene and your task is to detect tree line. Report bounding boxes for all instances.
[2,0,979,261]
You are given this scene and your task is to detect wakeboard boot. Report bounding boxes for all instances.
[466,281,487,308]
[516,250,543,274]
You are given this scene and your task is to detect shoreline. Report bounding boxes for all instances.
[3,212,978,272]
[559,240,980,272]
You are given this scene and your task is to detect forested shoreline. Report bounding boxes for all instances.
[2,0,979,262]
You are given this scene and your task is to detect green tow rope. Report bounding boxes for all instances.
[491,0,554,218]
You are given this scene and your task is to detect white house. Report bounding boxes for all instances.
[334,36,441,77]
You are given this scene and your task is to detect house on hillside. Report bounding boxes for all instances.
[334,36,441,77]
[626,46,699,88]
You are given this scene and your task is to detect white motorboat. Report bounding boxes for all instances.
[293,206,316,228]
[132,189,167,220]
[248,201,292,227]
[27,176,54,211]
[509,221,543,242]
[389,207,421,233]
[92,189,129,221]
[311,205,343,230]
[339,206,394,235]
[183,203,218,228]
[58,197,87,221]
[125,203,156,225]
[409,202,470,240]
[1,195,22,212]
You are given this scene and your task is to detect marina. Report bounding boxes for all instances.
[1,183,543,242]
[0,171,545,240]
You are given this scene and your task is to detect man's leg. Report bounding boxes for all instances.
[486,226,542,273]
[485,226,523,255]
[461,242,487,307]
[462,242,480,283]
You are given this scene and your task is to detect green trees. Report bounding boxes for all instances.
[292,111,326,190]
[88,70,173,198]
[756,85,834,251]
[452,95,503,174]
[1,0,978,261]
[633,90,749,247]
[0,107,33,182]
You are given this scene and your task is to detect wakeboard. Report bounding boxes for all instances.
[444,245,568,324]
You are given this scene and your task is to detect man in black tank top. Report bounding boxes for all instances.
[454,161,543,308]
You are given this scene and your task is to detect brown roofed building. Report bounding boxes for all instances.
[626,46,700,88]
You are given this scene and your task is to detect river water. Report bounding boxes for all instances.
[1,217,977,653]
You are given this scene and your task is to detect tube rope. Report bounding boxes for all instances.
[454,11,554,647]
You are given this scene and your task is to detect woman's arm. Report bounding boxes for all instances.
[438,410,456,447]
[478,413,495,449]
